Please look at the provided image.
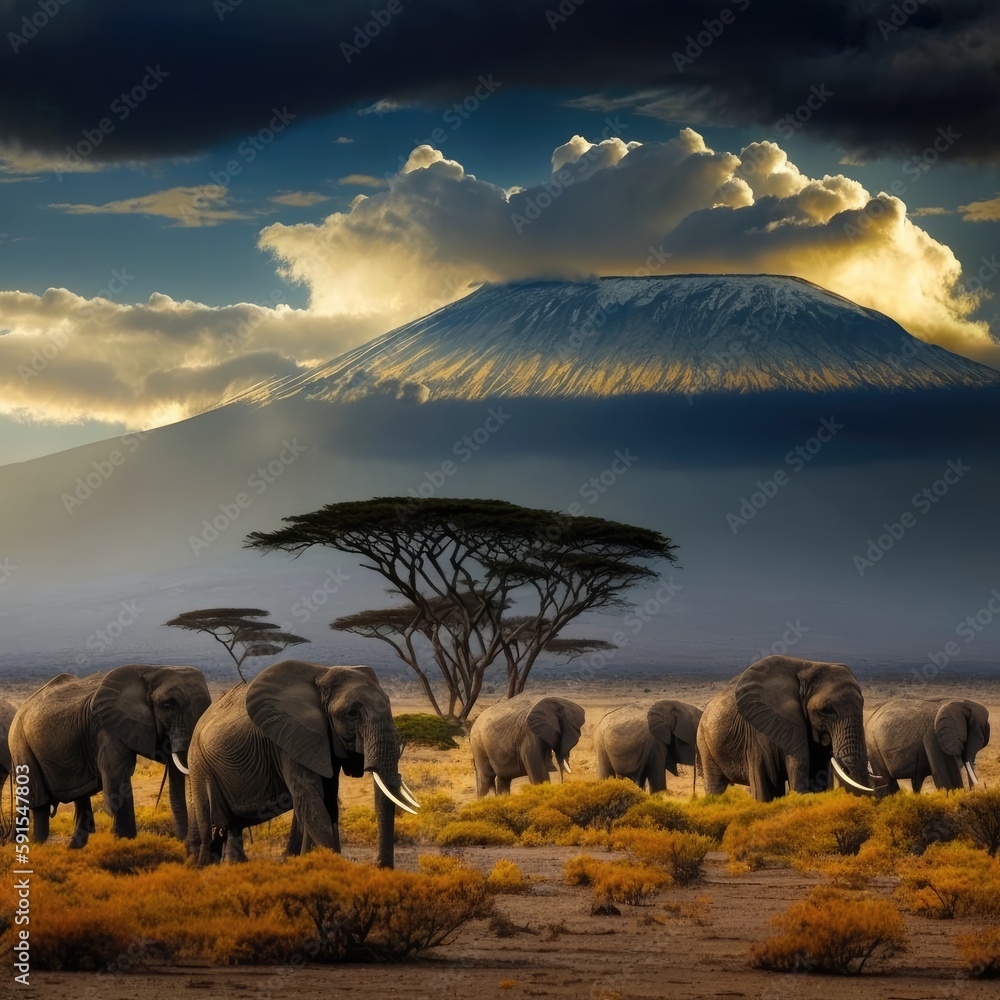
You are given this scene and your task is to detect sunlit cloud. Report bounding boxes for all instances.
[259,129,998,369]
[337,174,387,188]
[959,196,1000,223]
[49,185,265,227]
[270,190,331,207]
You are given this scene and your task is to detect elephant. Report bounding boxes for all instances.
[0,696,17,786]
[594,699,702,792]
[8,665,211,847]
[470,692,585,796]
[697,655,876,802]
[185,660,418,868]
[866,696,990,794]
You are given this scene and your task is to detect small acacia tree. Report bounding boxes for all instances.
[163,608,309,681]
[245,497,677,719]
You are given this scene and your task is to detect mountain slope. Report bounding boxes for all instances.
[229,275,1000,404]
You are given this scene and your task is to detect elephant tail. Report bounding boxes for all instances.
[693,747,701,797]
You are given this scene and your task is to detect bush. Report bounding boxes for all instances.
[394,714,464,750]
[895,843,1000,919]
[87,833,186,874]
[486,860,529,893]
[957,927,1000,979]
[0,839,493,968]
[436,821,518,847]
[611,829,714,885]
[750,888,906,975]
[957,789,1000,857]
[340,806,379,848]
[611,796,690,832]
[684,788,789,841]
[564,855,669,909]
[134,806,180,837]
[872,792,959,855]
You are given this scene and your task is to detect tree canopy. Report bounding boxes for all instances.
[245,497,677,718]
[163,608,309,681]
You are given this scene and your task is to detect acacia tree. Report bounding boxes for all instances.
[163,608,309,681]
[245,498,677,720]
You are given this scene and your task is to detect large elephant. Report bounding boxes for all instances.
[0,696,17,786]
[8,665,210,847]
[866,696,990,794]
[470,692,585,796]
[594,699,702,792]
[697,655,876,802]
[185,660,417,868]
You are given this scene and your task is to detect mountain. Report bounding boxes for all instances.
[227,275,1000,405]
[2,275,999,680]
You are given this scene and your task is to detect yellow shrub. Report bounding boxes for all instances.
[526,805,574,835]
[81,833,186,874]
[436,820,518,847]
[611,796,690,832]
[486,859,528,893]
[611,829,714,885]
[750,887,906,975]
[957,788,1000,857]
[814,839,898,888]
[957,926,1000,979]
[340,806,379,848]
[418,854,463,875]
[895,842,1000,919]
[564,855,669,907]
[684,787,789,841]
[134,806,180,837]
[872,792,959,855]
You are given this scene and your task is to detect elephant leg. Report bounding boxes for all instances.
[495,775,512,795]
[284,761,337,850]
[931,755,965,792]
[31,806,50,844]
[321,771,341,854]
[475,757,497,798]
[101,764,137,839]
[69,797,95,849]
[223,827,247,863]
[286,815,304,856]
[646,768,667,794]
[700,751,729,797]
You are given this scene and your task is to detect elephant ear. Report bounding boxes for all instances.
[734,656,809,758]
[92,665,158,757]
[246,660,335,778]
[528,698,585,758]
[935,701,970,757]
[648,701,701,767]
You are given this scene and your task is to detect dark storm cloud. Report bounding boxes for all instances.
[1,1,997,165]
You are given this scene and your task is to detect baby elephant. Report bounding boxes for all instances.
[866,696,990,793]
[594,699,702,792]
[470,692,585,796]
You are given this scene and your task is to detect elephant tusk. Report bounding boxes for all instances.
[171,752,190,776]
[399,780,421,808]
[372,771,418,815]
[561,758,572,775]
[966,760,980,787]
[831,756,874,795]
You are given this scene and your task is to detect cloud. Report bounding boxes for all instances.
[959,196,1000,222]
[334,137,354,144]
[337,174,387,188]
[270,190,331,207]
[909,207,952,218]
[0,3,997,165]
[259,130,998,368]
[357,99,410,116]
[0,289,387,427]
[49,185,263,227]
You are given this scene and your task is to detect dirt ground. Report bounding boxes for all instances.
[7,673,1000,999]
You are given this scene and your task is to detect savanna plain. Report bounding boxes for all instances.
[4,673,999,1000]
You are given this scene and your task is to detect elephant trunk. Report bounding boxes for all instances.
[363,717,402,869]
[829,716,874,795]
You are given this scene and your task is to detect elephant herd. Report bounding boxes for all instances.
[0,654,990,867]
[470,655,989,803]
